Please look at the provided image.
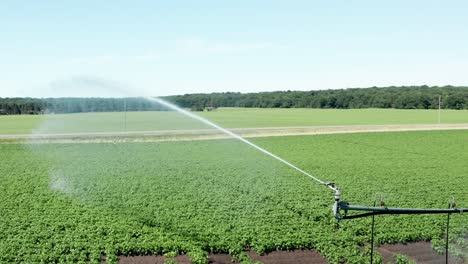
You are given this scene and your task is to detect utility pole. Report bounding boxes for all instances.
[124,98,127,132]
[438,95,441,125]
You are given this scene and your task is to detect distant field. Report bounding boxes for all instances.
[1,108,468,135]
[202,108,468,127]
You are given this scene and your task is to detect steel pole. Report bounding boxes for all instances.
[438,95,441,124]
[445,204,450,264]
[370,200,376,264]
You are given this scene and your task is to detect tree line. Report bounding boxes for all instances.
[1,86,467,115]
[167,85,468,110]
[0,98,167,115]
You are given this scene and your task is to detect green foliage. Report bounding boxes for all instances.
[1,108,468,135]
[362,245,383,264]
[166,86,468,110]
[0,97,168,115]
[0,130,467,263]
[392,254,416,264]
[187,248,208,264]
[234,252,260,264]
[163,250,181,264]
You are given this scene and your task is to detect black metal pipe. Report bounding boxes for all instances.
[370,200,376,264]
[342,204,467,214]
[445,206,450,264]
[339,202,467,219]
[342,212,381,220]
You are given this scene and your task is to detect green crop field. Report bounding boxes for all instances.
[1,130,467,263]
[1,108,468,134]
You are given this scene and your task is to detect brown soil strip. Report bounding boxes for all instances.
[118,255,191,264]
[247,250,328,264]
[118,250,327,264]
[117,243,468,264]
[207,254,236,264]
[2,123,468,139]
[3,123,468,144]
[376,241,466,264]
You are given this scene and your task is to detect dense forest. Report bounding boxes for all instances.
[0,97,167,115]
[1,86,468,115]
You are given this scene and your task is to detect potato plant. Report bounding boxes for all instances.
[0,130,467,263]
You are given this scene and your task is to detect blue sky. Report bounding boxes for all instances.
[1,1,467,97]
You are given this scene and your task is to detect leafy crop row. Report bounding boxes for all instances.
[0,130,467,263]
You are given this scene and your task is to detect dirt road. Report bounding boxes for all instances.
[2,123,468,144]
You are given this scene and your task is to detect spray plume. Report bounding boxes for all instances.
[41,76,332,190]
[145,96,329,187]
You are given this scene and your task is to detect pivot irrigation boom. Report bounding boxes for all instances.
[329,185,467,220]
[327,183,467,264]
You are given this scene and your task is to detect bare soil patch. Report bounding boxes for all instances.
[247,250,327,264]
[376,241,466,264]
[117,244,468,264]
[117,250,327,264]
[118,255,191,264]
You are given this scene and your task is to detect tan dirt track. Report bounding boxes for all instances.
[118,250,328,264]
[2,123,468,144]
[117,243,466,264]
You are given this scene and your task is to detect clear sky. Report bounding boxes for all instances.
[1,1,468,97]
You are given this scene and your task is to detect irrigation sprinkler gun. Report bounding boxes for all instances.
[324,183,341,219]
